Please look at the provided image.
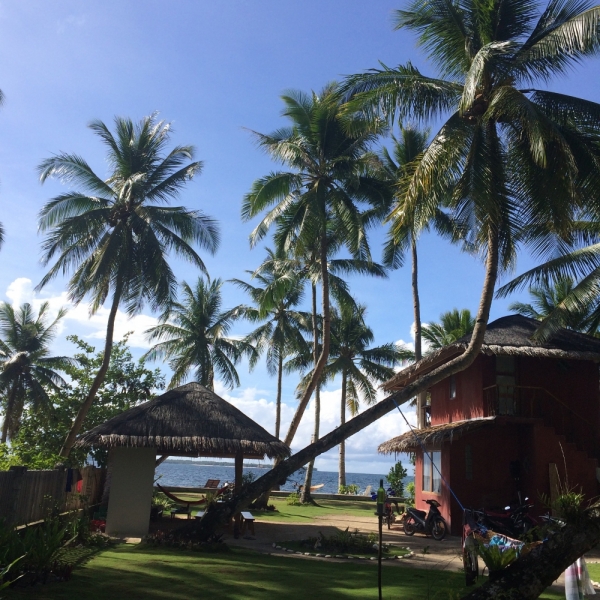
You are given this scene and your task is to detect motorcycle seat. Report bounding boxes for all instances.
[411,509,427,519]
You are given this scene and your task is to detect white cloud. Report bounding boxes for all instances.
[216,382,415,475]
[4,278,158,349]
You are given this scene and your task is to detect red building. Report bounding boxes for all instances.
[379,315,600,535]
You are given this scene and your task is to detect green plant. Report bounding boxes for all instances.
[21,516,70,583]
[152,491,175,511]
[476,543,519,573]
[386,460,407,497]
[338,484,360,495]
[286,492,301,506]
[0,555,25,593]
[405,481,415,506]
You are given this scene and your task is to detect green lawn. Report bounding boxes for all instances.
[190,497,379,522]
[6,544,564,600]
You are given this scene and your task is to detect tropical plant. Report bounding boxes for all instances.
[231,248,310,437]
[501,265,600,337]
[144,278,254,391]
[0,335,164,469]
[321,304,411,488]
[0,302,71,444]
[422,308,476,351]
[242,83,391,448]
[386,460,408,498]
[37,114,219,457]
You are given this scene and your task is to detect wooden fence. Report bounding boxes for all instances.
[0,465,106,526]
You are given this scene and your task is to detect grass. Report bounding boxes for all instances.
[191,497,379,521]
[6,544,564,600]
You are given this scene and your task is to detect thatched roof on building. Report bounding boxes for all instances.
[384,315,600,391]
[378,417,497,453]
[75,382,290,459]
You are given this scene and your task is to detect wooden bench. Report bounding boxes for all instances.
[240,511,255,536]
[170,506,192,519]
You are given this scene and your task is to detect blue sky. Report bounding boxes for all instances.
[1,1,599,474]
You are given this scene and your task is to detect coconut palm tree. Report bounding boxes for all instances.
[231,248,311,437]
[422,308,476,351]
[242,83,390,448]
[381,124,465,426]
[0,302,71,443]
[505,269,600,333]
[322,304,412,488]
[144,278,254,391]
[342,0,600,354]
[37,114,219,457]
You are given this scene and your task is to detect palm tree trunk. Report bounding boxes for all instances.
[301,281,321,504]
[59,279,123,458]
[301,385,320,503]
[412,235,427,429]
[195,228,499,529]
[338,370,347,490]
[284,234,331,446]
[275,353,283,439]
[0,382,18,444]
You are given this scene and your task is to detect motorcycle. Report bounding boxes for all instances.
[474,498,537,538]
[403,499,448,540]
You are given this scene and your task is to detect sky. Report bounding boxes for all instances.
[0,1,599,475]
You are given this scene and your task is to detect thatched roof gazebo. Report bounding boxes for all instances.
[75,382,290,537]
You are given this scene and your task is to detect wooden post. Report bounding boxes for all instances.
[8,466,27,525]
[234,450,243,538]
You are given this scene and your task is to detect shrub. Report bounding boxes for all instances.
[405,482,416,506]
[386,461,407,497]
[338,484,360,495]
[286,492,301,505]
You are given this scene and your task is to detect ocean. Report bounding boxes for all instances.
[155,460,410,495]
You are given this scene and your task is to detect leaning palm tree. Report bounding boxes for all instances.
[242,83,390,448]
[342,0,600,360]
[231,248,311,437]
[422,308,476,352]
[37,114,219,457]
[0,302,71,443]
[144,278,254,391]
[322,304,412,489]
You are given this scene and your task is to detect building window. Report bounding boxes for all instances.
[465,445,473,481]
[449,375,456,399]
[422,450,442,493]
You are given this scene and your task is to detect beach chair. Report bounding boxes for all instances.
[204,479,220,489]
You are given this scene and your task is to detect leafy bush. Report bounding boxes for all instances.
[286,492,301,505]
[303,528,381,555]
[338,484,360,495]
[386,461,407,497]
[405,482,416,506]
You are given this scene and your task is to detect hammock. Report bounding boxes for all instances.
[156,482,229,506]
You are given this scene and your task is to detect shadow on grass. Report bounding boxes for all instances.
[6,544,478,600]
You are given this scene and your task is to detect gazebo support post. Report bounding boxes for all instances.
[234,449,243,538]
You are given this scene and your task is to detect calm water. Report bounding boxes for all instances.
[155,461,404,495]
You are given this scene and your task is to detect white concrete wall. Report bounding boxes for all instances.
[106,446,156,538]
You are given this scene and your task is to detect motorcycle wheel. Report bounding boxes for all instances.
[403,517,416,536]
[431,517,447,541]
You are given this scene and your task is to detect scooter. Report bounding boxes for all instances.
[403,499,448,540]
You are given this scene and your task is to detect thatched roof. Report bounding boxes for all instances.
[384,315,600,391]
[378,417,497,453]
[75,382,290,459]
